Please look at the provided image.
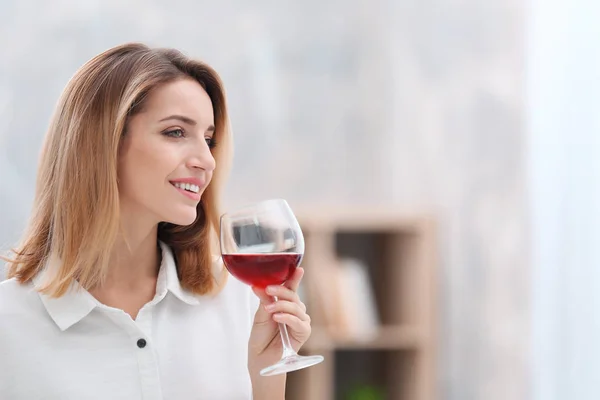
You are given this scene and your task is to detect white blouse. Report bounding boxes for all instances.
[0,242,260,399]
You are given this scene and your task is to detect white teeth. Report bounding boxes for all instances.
[173,182,200,194]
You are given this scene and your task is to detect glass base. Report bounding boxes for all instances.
[260,354,325,376]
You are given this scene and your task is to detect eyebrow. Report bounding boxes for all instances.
[159,115,216,132]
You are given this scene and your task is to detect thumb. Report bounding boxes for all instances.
[251,286,276,323]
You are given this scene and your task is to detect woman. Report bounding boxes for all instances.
[0,43,313,399]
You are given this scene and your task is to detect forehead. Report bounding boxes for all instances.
[141,78,214,124]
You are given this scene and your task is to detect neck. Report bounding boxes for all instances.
[88,217,161,320]
[102,199,164,288]
[106,224,160,289]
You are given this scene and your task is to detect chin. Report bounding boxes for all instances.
[162,209,198,227]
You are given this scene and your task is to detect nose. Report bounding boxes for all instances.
[186,140,216,172]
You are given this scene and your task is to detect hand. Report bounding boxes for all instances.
[247,267,312,373]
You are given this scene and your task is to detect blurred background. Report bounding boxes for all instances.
[0,0,597,399]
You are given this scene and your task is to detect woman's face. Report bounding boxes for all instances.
[118,78,216,227]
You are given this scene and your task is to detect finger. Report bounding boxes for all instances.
[265,284,300,304]
[283,267,304,292]
[251,286,275,306]
[264,285,307,313]
[273,313,311,334]
[264,300,309,321]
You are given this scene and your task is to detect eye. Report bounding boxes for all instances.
[163,128,185,138]
[206,137,217,149]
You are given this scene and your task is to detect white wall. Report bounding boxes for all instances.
[529,1,600,399]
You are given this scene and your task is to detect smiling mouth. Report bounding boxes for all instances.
[171,182,200,194]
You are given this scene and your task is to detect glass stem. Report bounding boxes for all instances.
[273,296,297,358]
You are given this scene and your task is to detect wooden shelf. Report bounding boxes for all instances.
[286,209,437,400]
[296,207,431,233]
[307,325,423,351]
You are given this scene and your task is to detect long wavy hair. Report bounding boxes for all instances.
[3,43,232,297]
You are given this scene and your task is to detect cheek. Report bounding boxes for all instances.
[118,140,176,195]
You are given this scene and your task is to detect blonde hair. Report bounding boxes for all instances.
[4,43,232,297]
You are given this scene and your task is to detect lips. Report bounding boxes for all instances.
[171,181,200,193]
[169,178,205,200]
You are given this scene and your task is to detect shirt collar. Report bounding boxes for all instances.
[33,267,99,332]
[34,242,202,331]
[157,241,201,306]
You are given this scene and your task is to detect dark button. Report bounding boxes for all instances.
[137,338,147,349]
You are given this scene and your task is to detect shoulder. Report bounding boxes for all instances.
[0,279,49,356]
[0,278,47,323]
[213,257,249,300]
[211,258,260,317]
[0,277,35,304]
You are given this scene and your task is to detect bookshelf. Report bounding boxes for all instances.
[286,208,437,400]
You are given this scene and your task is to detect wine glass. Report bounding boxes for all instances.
[220,199,325,376]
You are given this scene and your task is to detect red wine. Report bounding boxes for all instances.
[222,253,302,288]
